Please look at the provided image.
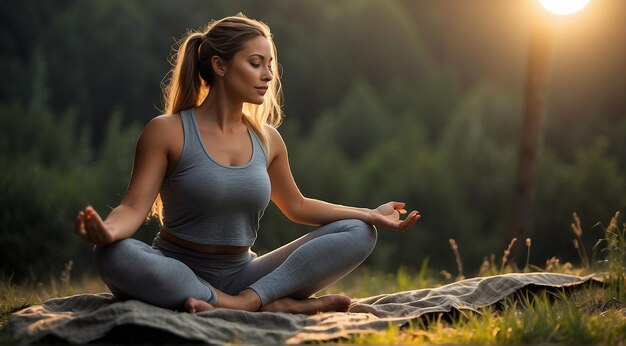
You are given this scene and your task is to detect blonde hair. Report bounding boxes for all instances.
[150,14,283,224]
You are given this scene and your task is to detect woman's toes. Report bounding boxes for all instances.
[317,294,351,312]
[185,297,214,313]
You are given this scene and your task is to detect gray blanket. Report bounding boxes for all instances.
[4,272,597,344]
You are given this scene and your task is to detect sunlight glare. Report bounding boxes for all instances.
[538,0,591,15]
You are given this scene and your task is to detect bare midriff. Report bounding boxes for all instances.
[159,228,250,255]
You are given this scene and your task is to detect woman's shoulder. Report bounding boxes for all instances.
[263,124,287,162]
[264,123,282,140]
[142,113,182,135]
[138,114,183,147]
[264,124,285,148]
[148,113,182,128]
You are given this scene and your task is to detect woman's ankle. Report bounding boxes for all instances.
[213,288,262,311]
[237,288,263,311]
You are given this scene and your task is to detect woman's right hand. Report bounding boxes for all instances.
[74,206,116,245]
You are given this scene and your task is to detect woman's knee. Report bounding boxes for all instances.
[94,239,131,264]
[339,219,378,253]
[93,238,145,280]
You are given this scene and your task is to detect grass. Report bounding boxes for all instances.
[0,261,108,337]
[1,212,625,344]
[347,287,626,344]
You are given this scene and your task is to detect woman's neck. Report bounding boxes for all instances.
[197,87,244,132]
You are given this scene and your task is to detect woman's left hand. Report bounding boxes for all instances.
[368,201,420,232]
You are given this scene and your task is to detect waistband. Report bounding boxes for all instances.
[152,233,255,264]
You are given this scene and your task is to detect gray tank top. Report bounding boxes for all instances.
[159,108,271,246]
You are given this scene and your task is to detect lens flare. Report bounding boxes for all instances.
[538,0,591,15]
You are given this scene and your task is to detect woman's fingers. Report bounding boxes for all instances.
[389,201,406,211]
[75,206,113,244]
[86,208,103,242]
[396,211,420,232]
[83,208,98,242]
[377,201,404,215]
[394,209,407,220]
[373,202,421,231]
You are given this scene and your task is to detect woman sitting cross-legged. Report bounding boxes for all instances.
[74,14,420,315]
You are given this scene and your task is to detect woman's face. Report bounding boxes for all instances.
[223,35,273,105]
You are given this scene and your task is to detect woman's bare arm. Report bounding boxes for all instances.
[266,126,420,231]
[74,115,175,244]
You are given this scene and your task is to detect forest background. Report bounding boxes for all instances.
[1,0,624,282]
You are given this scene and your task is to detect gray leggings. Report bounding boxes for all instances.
[93,219,377,310]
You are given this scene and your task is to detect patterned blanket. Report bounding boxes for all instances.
[3,272,597,344]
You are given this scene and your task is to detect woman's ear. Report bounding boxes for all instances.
[211,56,226,78]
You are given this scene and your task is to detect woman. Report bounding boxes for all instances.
[74,14,420,315]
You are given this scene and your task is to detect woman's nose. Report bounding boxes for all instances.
[262,66,273,82]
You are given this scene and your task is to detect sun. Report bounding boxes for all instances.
[538,0,591,15]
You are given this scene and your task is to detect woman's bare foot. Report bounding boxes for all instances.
[185,297,214,313]
[186,289,261,313]
[185,291,351,315]
[261,294,351,314]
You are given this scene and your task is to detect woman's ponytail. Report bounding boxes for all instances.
[163,33,205,115]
